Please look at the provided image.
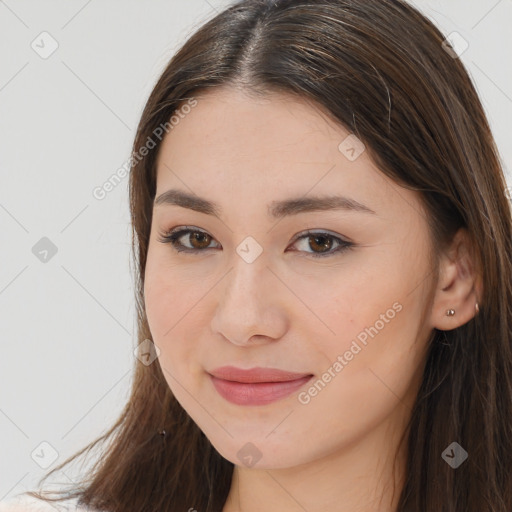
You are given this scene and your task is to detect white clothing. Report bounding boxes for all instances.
[0,495,97,512]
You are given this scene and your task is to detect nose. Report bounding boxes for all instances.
[210,253,288,347]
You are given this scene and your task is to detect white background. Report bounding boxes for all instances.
[0,0,511,501]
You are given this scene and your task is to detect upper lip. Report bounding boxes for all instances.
[209,366,313,383]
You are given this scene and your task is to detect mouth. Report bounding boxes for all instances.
[208,366,314,406]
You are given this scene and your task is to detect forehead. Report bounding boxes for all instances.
[158,87,347,167]
[154,87,425,227]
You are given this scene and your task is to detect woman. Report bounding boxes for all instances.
[3,0,511,510]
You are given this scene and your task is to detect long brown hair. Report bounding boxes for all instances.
[25,0,512,510]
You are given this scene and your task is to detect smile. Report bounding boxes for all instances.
[208,366,314,406]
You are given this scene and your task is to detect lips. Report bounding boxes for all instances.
[208,366,314,406]
[209,365,312,383]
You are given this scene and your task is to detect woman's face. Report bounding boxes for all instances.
[144,87,436,468]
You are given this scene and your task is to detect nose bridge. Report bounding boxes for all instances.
[211,246,286,345]
[223,231,270,295]
[223,247,270,310]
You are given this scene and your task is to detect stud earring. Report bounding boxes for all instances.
[446,309,455,316]
[475,302,479,314]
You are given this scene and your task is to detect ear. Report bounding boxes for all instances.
[430,227,482,331]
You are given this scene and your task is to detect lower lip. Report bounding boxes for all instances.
[209,374,313,406]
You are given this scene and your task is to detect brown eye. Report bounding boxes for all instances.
[157,227,221,253]
[188,231,212,249]
[307,234,334,254]
[158,226,353,258]
[290,231,352,258]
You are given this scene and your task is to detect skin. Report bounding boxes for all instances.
[143,87,481,512]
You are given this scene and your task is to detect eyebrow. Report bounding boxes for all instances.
[154,189,376,218]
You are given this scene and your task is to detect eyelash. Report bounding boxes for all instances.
[156,226,354,258]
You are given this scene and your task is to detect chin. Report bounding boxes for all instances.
[208,433,311,470]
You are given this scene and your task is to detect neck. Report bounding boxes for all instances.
[222,407,410,512]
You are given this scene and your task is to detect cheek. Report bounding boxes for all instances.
[286,255,406,349]
[144,277,197,407]
[144,246,193,337]
[144,256,183,363]
[295,244,430,395]
[294,292,427,452]
[143,257,210,384]
[144,255,170,339]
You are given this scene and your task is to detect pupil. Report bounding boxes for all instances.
[192,232,210,248]
[311,234,332,252]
